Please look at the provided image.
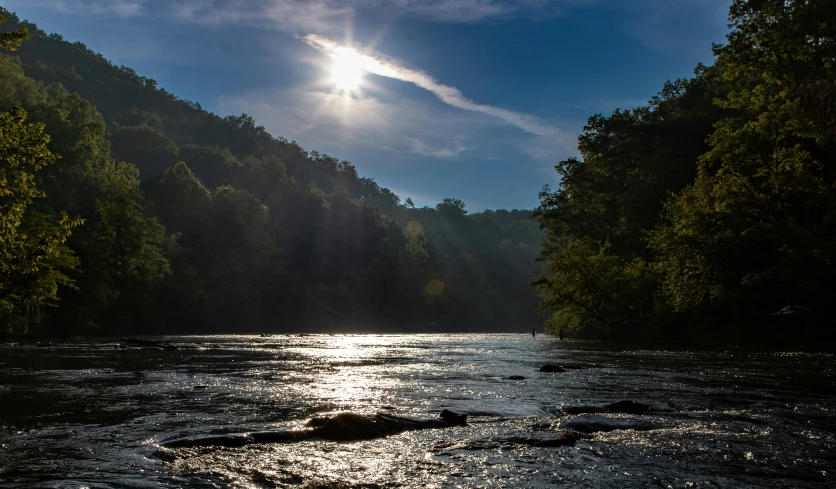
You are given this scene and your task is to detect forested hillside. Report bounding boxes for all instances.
[0,8,544,336]
[535,0,836,342]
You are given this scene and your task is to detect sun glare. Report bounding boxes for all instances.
[330,47,364,93]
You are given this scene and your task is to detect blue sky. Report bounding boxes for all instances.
[6,0,731,211]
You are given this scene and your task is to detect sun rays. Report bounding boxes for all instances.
[329,47,365,94]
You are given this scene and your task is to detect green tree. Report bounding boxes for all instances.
[651,0,836,322]
[0,107,81,333]
[534,70,724,338]
[110,124,180,182]
[0,7,28,52]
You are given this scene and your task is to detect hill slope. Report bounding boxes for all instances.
[0,10,545,335]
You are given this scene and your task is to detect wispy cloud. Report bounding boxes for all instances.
[42,0,149,16]
[214,84,489,159]
[21,0,596,28]
[363,0,595,23]
[408,138,470,158]
[523,132,578,161]
[13,0,581,161]
[303,34,567,139]
[15,0,726,58]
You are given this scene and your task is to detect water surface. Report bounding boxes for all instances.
[1,334,834,487]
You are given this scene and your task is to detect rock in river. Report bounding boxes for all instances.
[558,414,658,434]
[539,365,566,372]
[504,432,577,447]
[160,411,468,449]
[562,400,654,415]
[605,400,652,414]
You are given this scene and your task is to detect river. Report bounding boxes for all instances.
[1,334,834,488]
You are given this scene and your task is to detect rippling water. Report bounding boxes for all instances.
[1,334,834,488]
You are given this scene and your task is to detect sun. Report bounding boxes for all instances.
[329,47,364,93]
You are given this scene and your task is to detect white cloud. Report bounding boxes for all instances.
[14,0,727,57]
[213,84,487,160]
[408,138,470,158]
[14,0,586,163]
[522,131,578,161]
[364,0,594,23]
[32,0,149,16]
[303,34,571,141]
[19,0,596,28]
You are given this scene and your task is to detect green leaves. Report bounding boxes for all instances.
[652,0,836,319]
[0,8,28,52]
[534,70,723,338]
[0,107,81,333]
[535,0,836,339]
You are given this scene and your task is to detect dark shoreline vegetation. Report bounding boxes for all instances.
[2,0,835,345]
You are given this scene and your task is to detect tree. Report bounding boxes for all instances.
[110,125,180,182]
[437,197,467,215]
[0,8,28,52]
[651,0,836,322]
[0,107,81,333]
[534,69,724,338]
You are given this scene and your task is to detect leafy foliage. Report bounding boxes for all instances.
[0,106,80,333]
[0,7,27,51]
[536,0,836,341]
[652,0,836,319]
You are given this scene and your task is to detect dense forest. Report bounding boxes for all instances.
[535,0,836,342]
[0,7,544,336]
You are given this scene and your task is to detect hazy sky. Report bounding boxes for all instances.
[6,0,731,210]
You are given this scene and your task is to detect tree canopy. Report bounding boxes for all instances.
[535,0,836,343]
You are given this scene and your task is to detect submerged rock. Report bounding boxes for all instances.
[558,414,657,434]
[507,375,526,380]
[160,411,468,449]
[605,400,652,414]
[504,432,577,447]
[562,400,654,415]
[535,433,577,447]
[539,365,566,372]
[303,412,454,441]
[563,405,607,415]
[120,338,160,347]
[440,409,468,425]
[453,409,509,417]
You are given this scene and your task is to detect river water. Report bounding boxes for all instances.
[0,334,834,488]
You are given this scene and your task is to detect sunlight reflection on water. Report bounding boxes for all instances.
[0,334,834,488]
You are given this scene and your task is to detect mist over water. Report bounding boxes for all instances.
[1,335,834,488]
